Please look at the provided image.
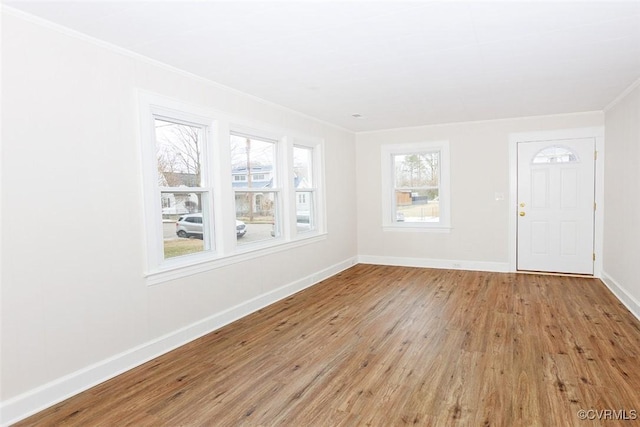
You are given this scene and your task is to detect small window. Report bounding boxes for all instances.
[381,141,451,230]
[294,145,316,233]
[393,152,440,223]
[532,146,579,164]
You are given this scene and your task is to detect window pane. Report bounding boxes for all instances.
[532,146,579,164]
[155,119,203,187]
[394,152,439,188]
[393,150,440,224]
[296,191,314,233]
[395,189,440,223]
[162,192,209,259]
[230,135,276,189]
[235,191,278,245]
[293,146,313,187]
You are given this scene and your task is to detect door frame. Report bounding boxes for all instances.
[508,126,604,277]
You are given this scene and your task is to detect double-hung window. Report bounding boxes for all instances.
[230,132,280,246]
[293,145,317,234]
[139,92,326,283]
[381,141,451,231]
[156,117,213,258]
[139,95,216,276]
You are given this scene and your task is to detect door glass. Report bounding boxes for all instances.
[532,146,579,164]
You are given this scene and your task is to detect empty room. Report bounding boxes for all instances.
[2,1,640,426]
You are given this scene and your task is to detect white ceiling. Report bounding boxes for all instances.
[4,1,640,132]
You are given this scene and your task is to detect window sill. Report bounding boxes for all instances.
[383,224,452,233]
[145,232,328,286]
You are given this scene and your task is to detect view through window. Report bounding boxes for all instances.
[155,118,211,258]
[293,145,315,233]
[230,134,278,245]
[141,94,327,281]
[393,152,440,223]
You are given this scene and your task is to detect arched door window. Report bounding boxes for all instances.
[532,146,579,164]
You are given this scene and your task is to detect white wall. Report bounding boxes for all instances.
[356,113,604,270]
[0,10,357,422]
[602,82,640,318]
[2,6,636,425]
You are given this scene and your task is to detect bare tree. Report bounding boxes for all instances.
[156,122,201,185]
[421,152,439,186]
[156,120,203,209]
[397,153,439,188]
[402,154,426,187]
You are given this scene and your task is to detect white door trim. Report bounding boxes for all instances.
[508,127,604,277]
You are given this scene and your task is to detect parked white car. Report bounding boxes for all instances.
[176,213,246,238]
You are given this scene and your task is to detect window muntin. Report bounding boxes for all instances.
[381,141,450,230]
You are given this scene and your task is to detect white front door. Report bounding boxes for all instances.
[517,138,595,275]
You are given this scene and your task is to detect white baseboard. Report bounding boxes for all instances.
[0,256,358,426]
[358,255,510,273]
[10,257,633,426]
[600,271,640,322]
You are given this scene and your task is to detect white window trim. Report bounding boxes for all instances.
[380,140,451,232]
[138,91,327,285]
[138,93,217,274]
[291,138,325,238]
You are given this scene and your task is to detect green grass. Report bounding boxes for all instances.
[164,238,204,258]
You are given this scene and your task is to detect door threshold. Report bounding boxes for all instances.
[517,270,594,278]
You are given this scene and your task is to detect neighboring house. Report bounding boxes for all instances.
[293,175,311,222]
[160,172,200,215]
[231,165,273,188]
[161,192,199,215]
[232,165,274,217]
[232,165,310,218]
[396,190,412,206]
[158,167,309,218]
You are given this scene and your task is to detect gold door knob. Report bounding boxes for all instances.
[519,212,526,217]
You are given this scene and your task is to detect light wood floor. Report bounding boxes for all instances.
[14,265,640,426]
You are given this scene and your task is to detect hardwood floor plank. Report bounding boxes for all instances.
[12,265,640,426]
